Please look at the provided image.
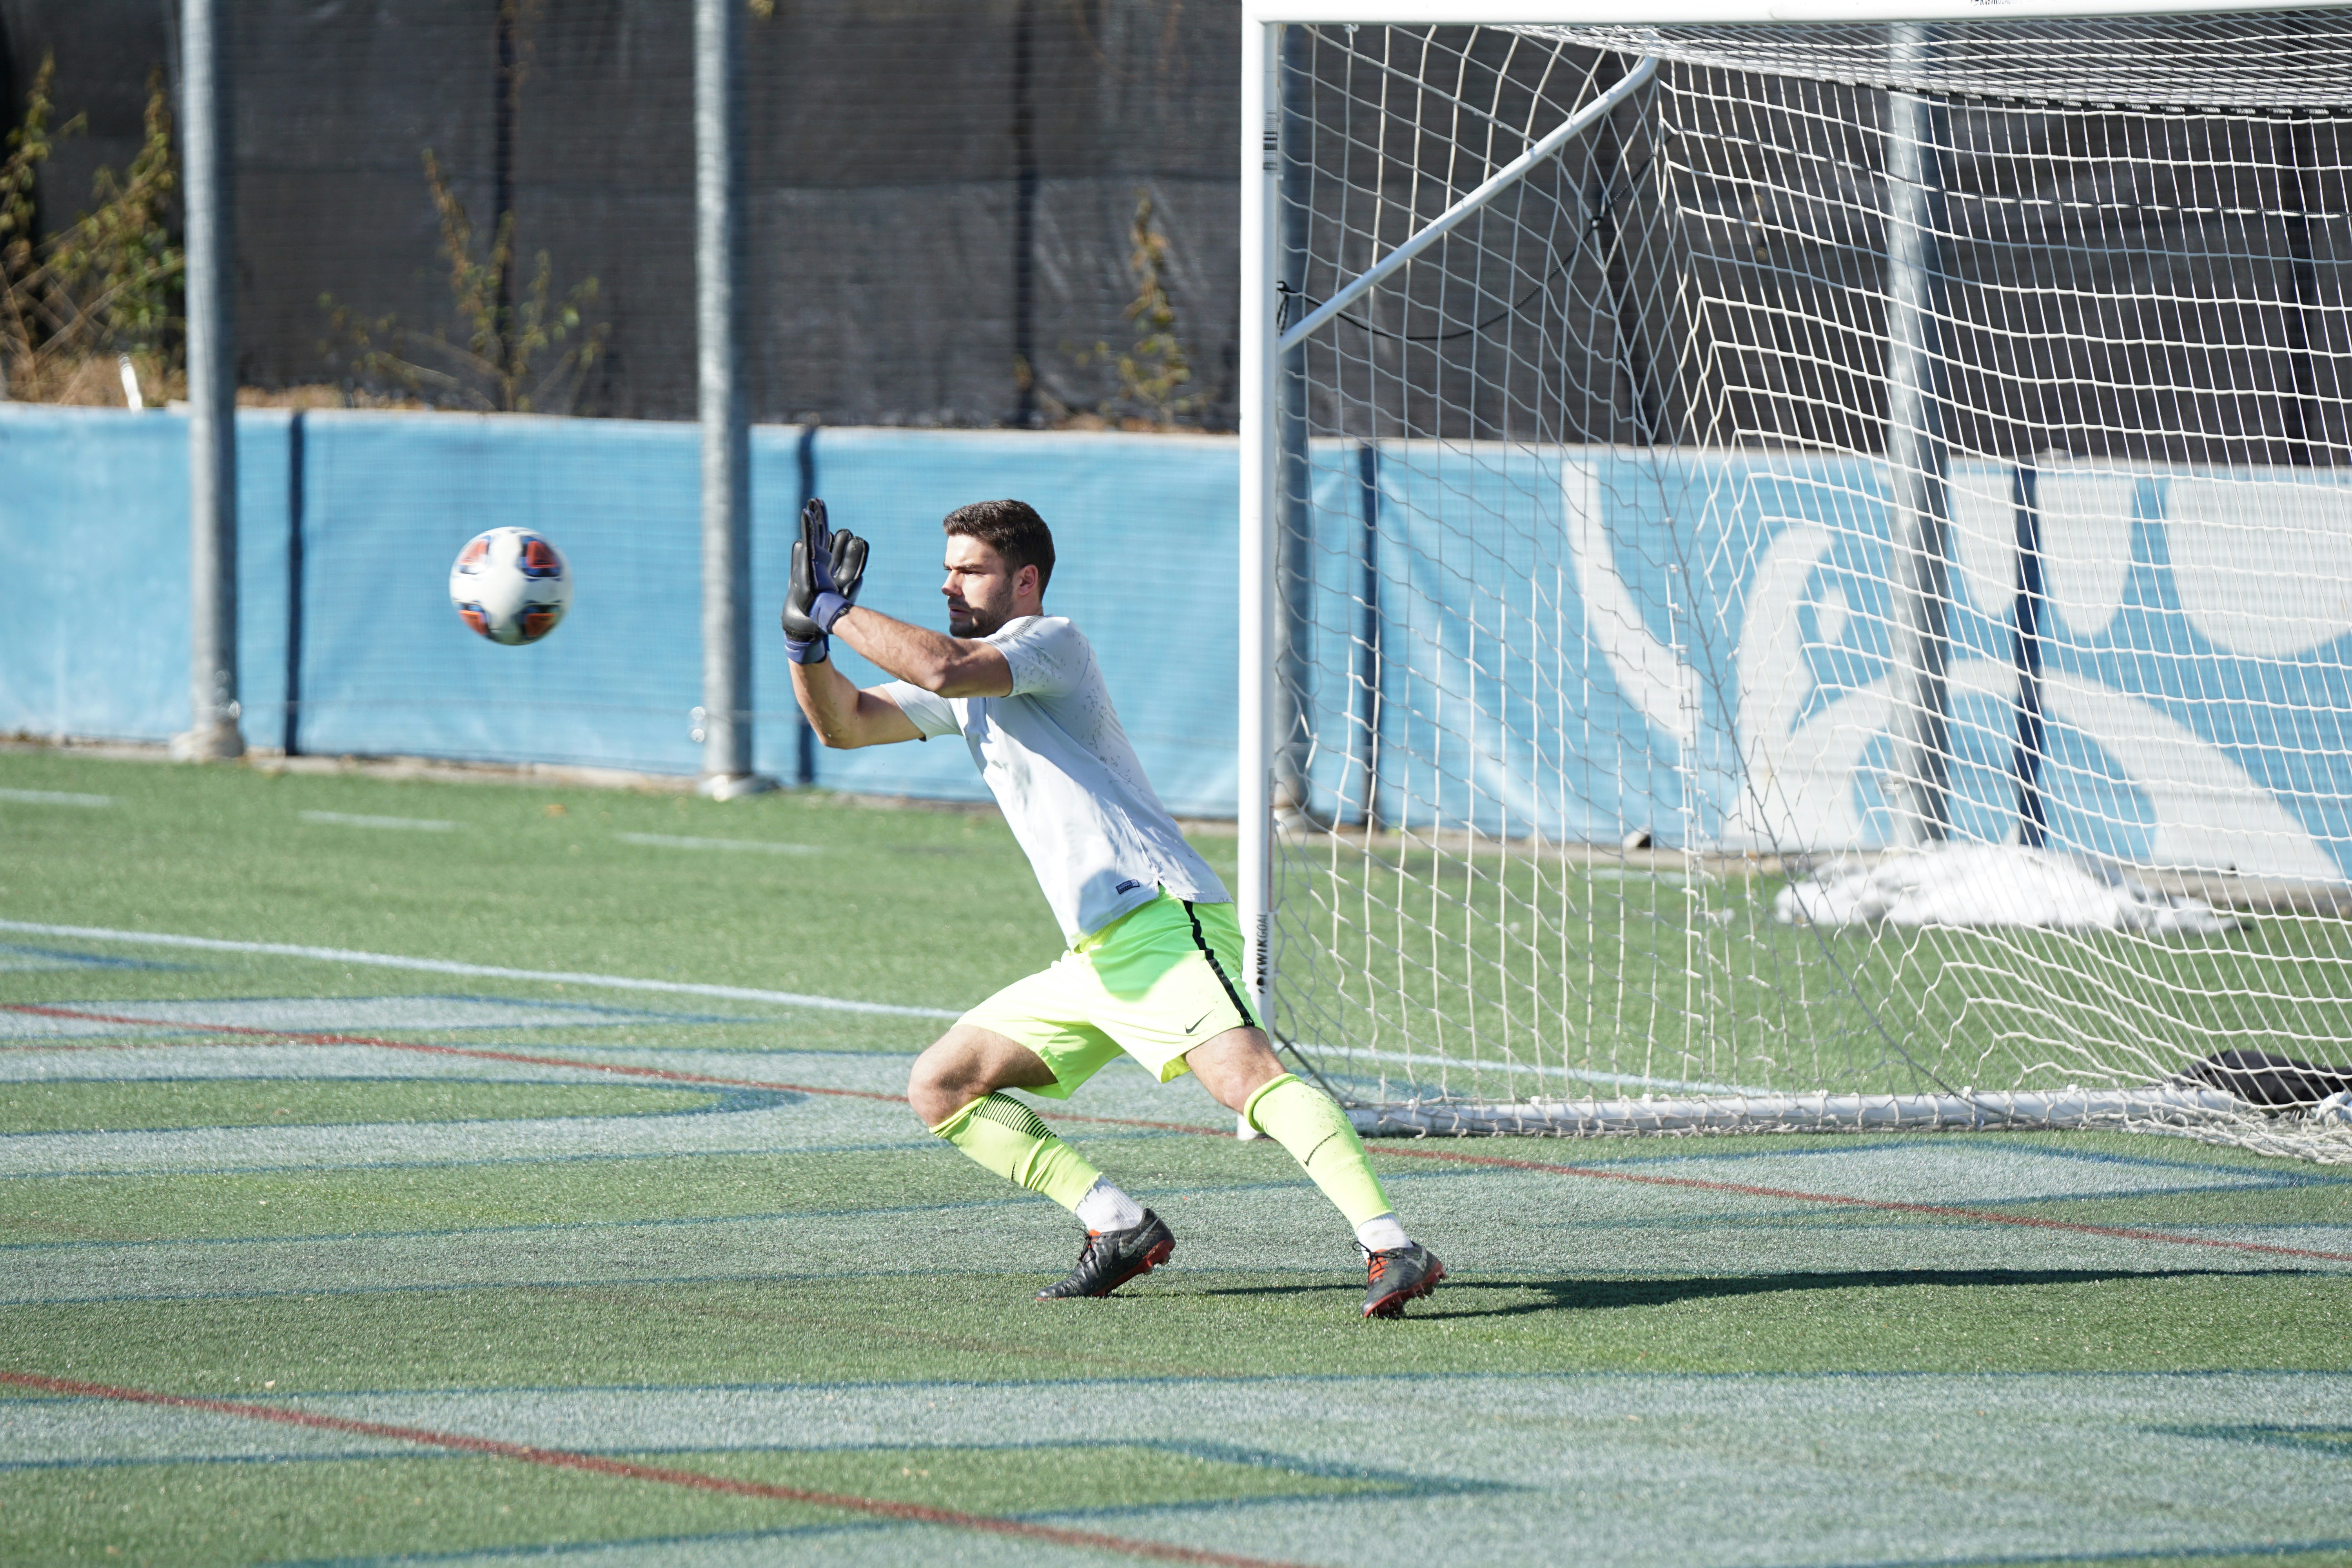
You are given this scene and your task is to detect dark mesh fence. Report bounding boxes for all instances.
[10,4,2345,451]
[2,0,1242,427]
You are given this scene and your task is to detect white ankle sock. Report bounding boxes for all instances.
[1354,1212,1410,1252]
[1074,1177,1146,1232]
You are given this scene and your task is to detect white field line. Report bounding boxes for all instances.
[0,789,112,808]
[613,833,820,855]
[299,811,457,832]
[0,920,957,1019]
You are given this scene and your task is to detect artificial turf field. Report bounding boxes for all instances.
[2,744,2349,1568]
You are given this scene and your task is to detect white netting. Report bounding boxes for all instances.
[1263,11,2352,1160]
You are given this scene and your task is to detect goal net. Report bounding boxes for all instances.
[1240,3,2352,1161]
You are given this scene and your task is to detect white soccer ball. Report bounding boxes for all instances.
[2311,1091,2352,1128]
[448,527,572,646]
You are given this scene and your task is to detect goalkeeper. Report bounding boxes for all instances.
[782,497,1444,1318]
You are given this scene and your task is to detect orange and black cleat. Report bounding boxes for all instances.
[1038,1210,1176,1299]
[1361,1241,1445,1318]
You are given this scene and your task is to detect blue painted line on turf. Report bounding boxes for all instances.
[0,1450,427,1472]
[0,1435,1496,1495]
[0,1120,1203,1181]
[1768,1536,2352,1567]
[0,943,185,971]
[0,1191,1062,1255]
[2151,1422,2352,1458]
[14,1367,2345,1417]
[0,1136,961,1181]
[0,1080,790,1141]
[282,1520,929,1567]
[0,992,759,1033]
[0,1073,748,1095]
[3,1267,1021,1308]
[0,1167,1464,1256]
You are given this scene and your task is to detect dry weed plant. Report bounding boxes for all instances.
[1042,189,1203,432]
[318,0,607,415]
[0,56,184,407]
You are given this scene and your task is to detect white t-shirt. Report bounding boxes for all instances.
[880,616,1228,942]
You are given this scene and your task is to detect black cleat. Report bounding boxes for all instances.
[1037,1210,1176,1299]
[1361,1241,1445,1318]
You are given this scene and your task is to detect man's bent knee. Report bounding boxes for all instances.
[908,1025,1058,1127]
[1184,1026,1287,1113]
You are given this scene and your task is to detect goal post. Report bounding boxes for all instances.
[1237,0,2352,1160]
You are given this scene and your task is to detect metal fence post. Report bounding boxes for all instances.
[173,0,241,761]
[696,0,772,800]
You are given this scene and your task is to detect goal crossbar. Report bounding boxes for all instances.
[1241,1,2348,24]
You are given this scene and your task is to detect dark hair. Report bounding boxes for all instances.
[943,499,1055,594]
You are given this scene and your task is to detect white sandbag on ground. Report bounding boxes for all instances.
[1774,844,2236,934]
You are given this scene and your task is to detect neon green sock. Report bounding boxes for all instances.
[1243,1073,1394,1227]
[930,1093,1103,1213]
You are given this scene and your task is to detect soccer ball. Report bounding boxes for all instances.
[2312,1091,2352,1128]
[449,527,572,646]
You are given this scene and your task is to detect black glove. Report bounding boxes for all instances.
[782,498,869,663]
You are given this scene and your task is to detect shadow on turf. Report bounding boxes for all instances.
[1479,1266,2311,1316]
[1199,1266,2296,1318]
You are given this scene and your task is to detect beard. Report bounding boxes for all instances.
[949,603,1003,639]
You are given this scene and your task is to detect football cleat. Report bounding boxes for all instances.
[1361,1241,1445,1318]
[1037,1210,1176,1299]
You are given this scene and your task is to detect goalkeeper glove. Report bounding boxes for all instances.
[781,498,869,664]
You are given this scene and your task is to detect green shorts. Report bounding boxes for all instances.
[959,891,1261,1099]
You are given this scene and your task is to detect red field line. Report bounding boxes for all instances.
[11,1002,2350,1266]
[0,1370,1308,1567]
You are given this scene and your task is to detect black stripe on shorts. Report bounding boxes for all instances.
[1183,900,1259,1033]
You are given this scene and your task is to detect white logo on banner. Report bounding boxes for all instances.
[1562,458,1700,754]
[1569,456,2346,883]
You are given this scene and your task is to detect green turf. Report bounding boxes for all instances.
[0,1445,1390,1567]
[5,748,2351,1568]
[7,1266,2350,1391]
[0,746,1065,1012]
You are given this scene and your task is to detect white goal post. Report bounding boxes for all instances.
[1235,0,2352,1160]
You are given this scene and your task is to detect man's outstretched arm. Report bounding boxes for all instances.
[790,655,924,750]
[832,606,1013,699]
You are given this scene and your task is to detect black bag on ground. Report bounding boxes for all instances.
[2175,1049,2352,1107]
